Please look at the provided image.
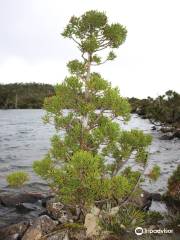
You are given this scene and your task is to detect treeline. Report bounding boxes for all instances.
[129,90,180,128]
[1,84,179,129]
[0,83,55,109]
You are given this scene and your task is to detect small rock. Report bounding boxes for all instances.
[46,199,73,223]
[22,215,58,240]
[84,213,101,237]
[90,206,100,216]
[109,206,119,216]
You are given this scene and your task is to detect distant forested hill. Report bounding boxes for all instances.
[0,83,55,109]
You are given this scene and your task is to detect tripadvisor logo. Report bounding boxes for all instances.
[135,227,173,235]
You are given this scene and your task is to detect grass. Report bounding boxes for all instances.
[6,171,29,187]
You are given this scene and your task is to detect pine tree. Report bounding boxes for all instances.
[33,10,152,214]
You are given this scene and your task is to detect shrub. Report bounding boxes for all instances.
[7,171,29,187]
[148,165,160,181]
[167,165,180,201]
[100,205,145,235]
[145,211,164,225]
[33,10,152,216]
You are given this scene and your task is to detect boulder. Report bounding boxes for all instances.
[160,127,174,133]
[150,193,162,201]
[173,129,180,139]
[16,202,43,213]
[159,133,174,140]
[0,220,29,240]
[46,199,73,223]
[0,192,45,207]
[129,190,152,210]
[22,215,58,240]
[160,129,180,140]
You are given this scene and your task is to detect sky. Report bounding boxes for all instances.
[0,0,179,98]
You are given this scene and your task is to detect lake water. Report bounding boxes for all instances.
[0,109,180,193]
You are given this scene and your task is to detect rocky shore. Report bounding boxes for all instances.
[0,189,179,240]
[151,126,180,140]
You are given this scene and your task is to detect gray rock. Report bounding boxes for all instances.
[0,220,29,240]
[16,202,43,213]
[159,133,174,140]
[173,129,180,139]
[0,192,45,207]
[44,229,87,240]
[22,215,58,240]
[46,199,73,223]
[43,230,69,240]
[160,127,174,133]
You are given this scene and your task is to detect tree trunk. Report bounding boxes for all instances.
[82,53,91,129]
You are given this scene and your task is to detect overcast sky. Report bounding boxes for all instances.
[0,0,179,98]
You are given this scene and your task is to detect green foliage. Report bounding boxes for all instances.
[129,90,180,128]
[100,205,145,234]
[34,10,152,213]
[148,165,161,181]
[167,165,180,201]
[62,10,127,65]
[0,83,54,109]
[62,223,85,230]
[7,171,29,187]
[33,154,53,180]
[145,211,163,225]
[55,151,104,206]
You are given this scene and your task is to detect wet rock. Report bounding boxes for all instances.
[151,126,156,130]
[160,129,180,140]
[22,215,58,240]
[0,192,45,207]
[41,195,54,208]
[159,133,174,140]
[160,127,175,133]
[150,193,162,201]
[46,199,73,223]
[141,197,152,211]
[173,129,180,139]
[129,190,152,210]
[0,220,29,240]
[16,202,43,214]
